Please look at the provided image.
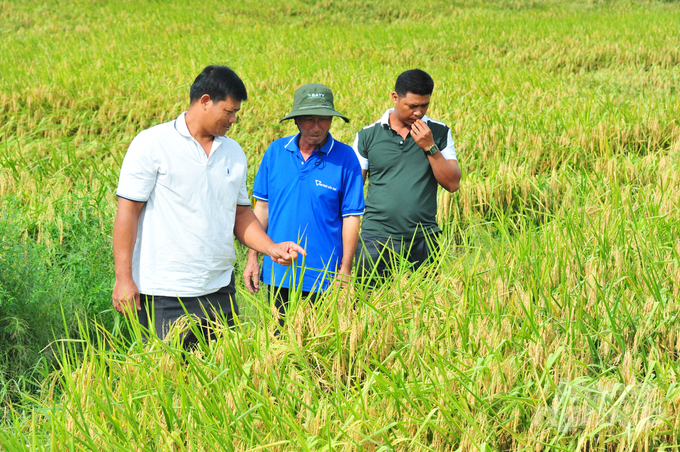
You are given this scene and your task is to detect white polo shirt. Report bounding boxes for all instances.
[116,112,250,297]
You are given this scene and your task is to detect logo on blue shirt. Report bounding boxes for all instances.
[315,180,338,191]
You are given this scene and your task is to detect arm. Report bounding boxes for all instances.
[337,215,361,285]
[243,201,269,294]
[112,198,145,314]
[234,205,305,266]
[353,132,369,185]
[427,155,461,193]
[411,119,461,193]
[339,216,361,275]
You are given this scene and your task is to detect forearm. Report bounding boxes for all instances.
[113,200,143,280]
[234,206,277,256]
[410,120,461,193]
[111,199,145,312]
[428,155,461,193]
[247,201,269,261]
[339,216,361,274]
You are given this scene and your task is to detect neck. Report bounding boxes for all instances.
[184,107,214,143]
[389,110,409,131]
[184,107,215,157]
[298,135,329,156]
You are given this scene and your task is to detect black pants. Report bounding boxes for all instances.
[354,231,441,285]
[138,274,238,348]
[269,286,319,327]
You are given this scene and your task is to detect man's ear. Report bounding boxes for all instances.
[199,94,212,110]
[391,91,399,106]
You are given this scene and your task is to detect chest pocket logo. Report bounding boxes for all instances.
[316,180,338,192]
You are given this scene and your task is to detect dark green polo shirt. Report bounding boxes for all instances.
[353,109,457,240]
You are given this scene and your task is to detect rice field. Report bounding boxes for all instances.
[1,0,680,450]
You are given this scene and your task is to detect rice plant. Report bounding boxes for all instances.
[1,0,680,449]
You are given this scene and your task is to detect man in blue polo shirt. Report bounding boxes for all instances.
[243,83,364,325]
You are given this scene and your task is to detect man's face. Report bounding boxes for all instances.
[205,96,241,136]
[296,115,333,148]
[392,92,431,127]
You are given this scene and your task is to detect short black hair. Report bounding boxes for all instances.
[189,65,248,104]
[394,69,434,97]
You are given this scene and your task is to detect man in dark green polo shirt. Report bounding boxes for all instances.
[352,69,461,283]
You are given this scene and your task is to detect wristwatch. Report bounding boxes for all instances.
[426,144,440,156]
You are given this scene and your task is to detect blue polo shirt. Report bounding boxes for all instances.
[253,133,365,292]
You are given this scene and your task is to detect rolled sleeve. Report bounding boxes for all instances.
[116,133,158,202]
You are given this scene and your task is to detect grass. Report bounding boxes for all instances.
[1,0,680,449]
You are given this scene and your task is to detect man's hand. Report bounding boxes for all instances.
[334,269,352,289]
[112,277,141,315]
[243,251,260,294]
[410,119,436,151]
[112,198,145,316]
[267,241,306,266]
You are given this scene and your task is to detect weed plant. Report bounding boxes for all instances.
[1,0,680,449]
[0,195,115,405]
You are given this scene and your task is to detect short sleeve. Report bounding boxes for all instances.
[341,152,366,217]
[116,132,158,202]
[237,158,250,206]
[441,128,457,161]
[352,132,369,170]
[252,144,271,202]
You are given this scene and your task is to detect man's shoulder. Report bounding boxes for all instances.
[425,117,451,136]
[330,138,353,153]
[138,118,176,137]
[329,139,361,167]
[263,135,296,157]
[130,119,178,148]
[270,135,296,148]
[356,118,384,140]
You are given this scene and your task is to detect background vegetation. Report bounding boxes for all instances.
[1,0,680,449]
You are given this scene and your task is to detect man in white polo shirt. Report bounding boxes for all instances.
[112,65,305,345]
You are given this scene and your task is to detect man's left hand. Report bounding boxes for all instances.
[334,272,351,290]
[267,242,306,266]
[410,119,436,152]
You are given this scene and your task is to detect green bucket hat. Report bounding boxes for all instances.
[280,83,349,123]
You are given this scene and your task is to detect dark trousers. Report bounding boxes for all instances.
[138,274,238,348]
[269,286,319,327]
[354,231,441,285]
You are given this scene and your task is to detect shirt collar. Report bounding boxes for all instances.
[175,112,192,137]
[284,133,335,155]
[380,108,431,128]
[174,111,224,151]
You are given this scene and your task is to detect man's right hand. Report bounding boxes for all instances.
[243,252,260,294]
[112,277,141,315]
[112,198,145,317]
[267,241,306,266]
